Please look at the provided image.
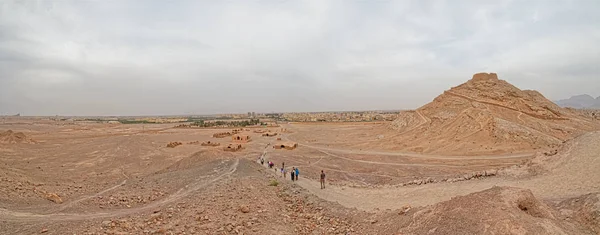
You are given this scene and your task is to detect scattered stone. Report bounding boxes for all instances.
[398,205,412,215]
[44,193,63,204]
[240,205,250,213]
[101,221,112,227]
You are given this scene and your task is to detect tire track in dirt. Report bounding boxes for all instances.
[314,148,517,168]
[48,169,130,214]
[281,125,534,160]
[48,179,128,214]
[0,159,239,222]
[261,142,501,186]
[284,133,534,160]
[262,139,409,181]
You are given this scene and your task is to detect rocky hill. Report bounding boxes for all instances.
[390,73,600,155]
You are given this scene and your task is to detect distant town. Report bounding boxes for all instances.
[0,110,401,125]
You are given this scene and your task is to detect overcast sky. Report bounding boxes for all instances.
[1,0,599,116]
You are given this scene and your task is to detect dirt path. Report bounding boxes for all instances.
[415,110,429,124]
[0,159,239,222]
[283,131,534,160]
[513,112,564,142]
[444,91,568,120]
[292,132,600,211]
[396,110,429,135]
[48,179,128,214]
[314,148,518,168]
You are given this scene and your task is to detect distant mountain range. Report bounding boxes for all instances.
[555,94,600,109]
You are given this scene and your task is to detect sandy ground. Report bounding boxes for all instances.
[266,123,533,187]
[288,131,600,210]
[1,118,599,234]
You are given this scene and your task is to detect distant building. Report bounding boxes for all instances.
[213,132,232,138]
[232,134,251,143]
[273,142,298,150]
[224,144,243,152]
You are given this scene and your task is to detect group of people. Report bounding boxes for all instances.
[260,158,301,181]
[259,156,326,189]
[289,166,299,181]
[278,162,300,181]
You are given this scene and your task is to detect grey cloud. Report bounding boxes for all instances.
[1,0,599,116]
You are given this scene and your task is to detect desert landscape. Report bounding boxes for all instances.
[1,73,599,234]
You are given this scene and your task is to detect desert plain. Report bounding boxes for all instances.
[1,73,600,234]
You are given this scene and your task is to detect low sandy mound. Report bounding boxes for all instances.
[389,73,600,155]
[0,130,34,144]
[400,186,591,234]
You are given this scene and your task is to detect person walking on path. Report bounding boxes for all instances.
[290,167,295,181]
[320,170,326,189]
[295,167,299,181]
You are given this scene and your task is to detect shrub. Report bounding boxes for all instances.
[269,179,279,187]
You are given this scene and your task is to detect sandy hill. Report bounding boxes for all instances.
[0,130,34,144]
[390,73,600,155]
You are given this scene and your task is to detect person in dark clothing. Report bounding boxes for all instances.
[290,168,295,181]
[294,167,299,181]
[320,170,326,189]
